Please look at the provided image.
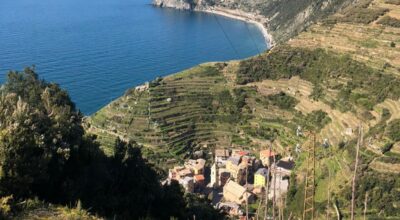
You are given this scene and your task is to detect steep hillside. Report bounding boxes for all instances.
[88,0,400,218]
[153,0,356,43]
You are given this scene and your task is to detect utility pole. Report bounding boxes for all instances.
[246,162,249,220]
[264,143,273,220]
[272,153,277,220]
[303,133,316,220]
[351,126,363,220]
[326,165,331,220]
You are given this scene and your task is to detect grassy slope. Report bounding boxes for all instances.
[88,0,400,218]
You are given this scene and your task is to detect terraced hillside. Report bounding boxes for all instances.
[290,0,400,76]
[88,64,252,161]
[88,0,400,218]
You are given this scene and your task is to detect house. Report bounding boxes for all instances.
[272,160,295,177]
[226,156,241,170]
[254,168,269,187]
[211,163,231,188]
[194,174,205,189]
[219,169,231,187]
[223,180,252,204]
[260,150,277,166]
[179,176,194,193]
[217,202,243,216]
[241,156,255,167]
[226,156,246,184]
[215,149,230,164]
[169,166,192,181]
[135,82,149,92]
[185,159,206,175]
[345,127,353,136]
[232,149,249,157]
[268,174,289,200]
[210,163,218,188]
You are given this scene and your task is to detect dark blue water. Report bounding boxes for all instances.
[0,0,268,115]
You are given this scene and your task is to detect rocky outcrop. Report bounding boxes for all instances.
[152,0,356,43]
[153,0,195,10]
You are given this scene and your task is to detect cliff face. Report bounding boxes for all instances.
[153,0,355,43]
[153,0,195,10]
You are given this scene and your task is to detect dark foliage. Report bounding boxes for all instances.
[267,92,298,110]
[295,110,331,132]
[346,172,400,217]
[385,0,400,5]
[386,119,400,142]
[378,16,400,27]
[0,68,223,219]
[340,7,388,24]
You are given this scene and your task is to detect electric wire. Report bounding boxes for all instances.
[207,5,240,57]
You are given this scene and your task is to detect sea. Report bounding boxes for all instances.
[0,0,269,115]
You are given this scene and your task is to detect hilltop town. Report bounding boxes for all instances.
[165,147,295,218]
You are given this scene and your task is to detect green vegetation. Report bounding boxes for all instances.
[237,46,400,110]
[385,0,400,5]
[323,0,389,25]
[378,16,400,28]
[88,64,254,163]
[340,7,388,24]
[0,68,223,219]
[386,119,400,142]
[381,142,394,154]
[348,172,400,217]
[298,110,332,132]
[266,92,298,110]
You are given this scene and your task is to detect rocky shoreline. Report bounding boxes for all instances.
[152,0,274,47]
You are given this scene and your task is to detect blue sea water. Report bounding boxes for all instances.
[0,0,268,115]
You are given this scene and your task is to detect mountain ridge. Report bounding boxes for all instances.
[152,0,356,43]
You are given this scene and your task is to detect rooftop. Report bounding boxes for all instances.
[215,149,230,158]
[255,168,269,178]
[276,160,295,170]
[260,150,277,158]
[228,156,241,166]
[224,180,246,199]
[185,159,206,170]
[194,174,205,182]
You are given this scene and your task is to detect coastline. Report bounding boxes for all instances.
[198,7,274,48]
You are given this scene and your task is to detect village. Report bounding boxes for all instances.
[164,147,295,218]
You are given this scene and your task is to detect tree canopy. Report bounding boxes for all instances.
[0,67,224,219]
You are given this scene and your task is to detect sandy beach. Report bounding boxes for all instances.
[200,7,274,48]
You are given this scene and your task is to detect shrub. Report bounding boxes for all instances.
[267,92,298,110]
[341,8,389,24]
[377,16,400,28]
[386,119,400,142]
[309,84,324,101]
[381,142,394,154]
[304,110,332,131]
[385,0,400,5]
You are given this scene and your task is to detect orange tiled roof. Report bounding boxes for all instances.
[260,150,277,158]
[194,174,205,182]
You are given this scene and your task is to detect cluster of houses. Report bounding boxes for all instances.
[165,148,295,217]
[167,158,206,193]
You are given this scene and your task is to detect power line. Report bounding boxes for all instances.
[207,6,240,57]
[236,6,262,55]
